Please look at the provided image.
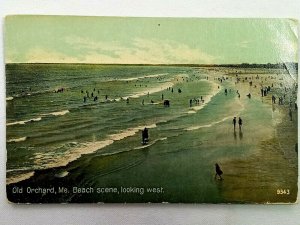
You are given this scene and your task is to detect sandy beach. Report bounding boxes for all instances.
[216,68,298,203]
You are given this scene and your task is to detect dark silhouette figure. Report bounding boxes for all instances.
[163,100,170,107]
[215,163,223,180]
[233,117,237,130]
[162,94,164,100]
[238,117,243,130]
[142,127,149,144]
[272,95,276,104]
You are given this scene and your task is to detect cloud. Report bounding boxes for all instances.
[25,48,79,63]
[18,36,216,64]
[62,36,216,64]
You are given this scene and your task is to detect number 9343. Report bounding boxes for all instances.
[277,189,290,195]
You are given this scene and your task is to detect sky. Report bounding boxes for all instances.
[4,16,298,64]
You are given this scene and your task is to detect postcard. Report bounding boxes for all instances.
[5,16,298,203]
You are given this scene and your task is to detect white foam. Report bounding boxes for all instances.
[48,110,69,116]
[119,73,168,81]
[7,110,70,126]
[6,117,42,126]
[124,81,174,99]
[108,123,156,141]
[187,110,196,114]
[6,96,14,101]
[186,116,231,131]
[54,171,69,178]
[134,137,167,150]
[29,123,158,175]
[7,137,27,143]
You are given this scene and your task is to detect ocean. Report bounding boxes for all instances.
[6,64,218,184]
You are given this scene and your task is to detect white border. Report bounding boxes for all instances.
[1,1,299,224]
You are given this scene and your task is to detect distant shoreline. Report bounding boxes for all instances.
[5,62,298,69]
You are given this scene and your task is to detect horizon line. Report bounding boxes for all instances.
[5,62,298,66]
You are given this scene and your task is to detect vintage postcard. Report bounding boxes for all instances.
[5,16,298,203]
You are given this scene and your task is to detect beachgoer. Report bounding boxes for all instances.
[142,127,149,144]
[190,99,192,107]
[233,117,237,130]
[215,163,223,180]
[238,117,242,130]
[162,94,164,100]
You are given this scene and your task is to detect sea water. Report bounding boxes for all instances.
[6,64,220,186]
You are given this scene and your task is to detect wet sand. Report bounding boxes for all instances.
[219,69,298,203]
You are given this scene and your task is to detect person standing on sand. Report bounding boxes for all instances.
[238,117,243,130]
[233,117,237,130]
[215,163,223,180]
